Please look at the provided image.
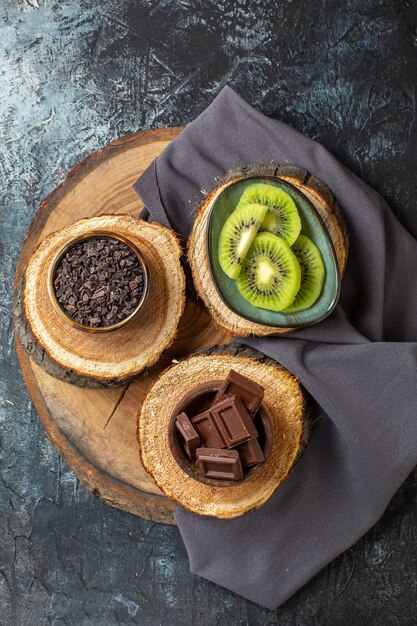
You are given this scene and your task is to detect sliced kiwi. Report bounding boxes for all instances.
[236,232,301,312]
[237,183,301,246]
[218,202,268,279]
[283,234,326,313]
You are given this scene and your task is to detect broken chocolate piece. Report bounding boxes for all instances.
[196,448,243,481]
[210,395,258,448]
[191,410,226,449]
[175,412,201,459]
[236,438,265,467]
[53,236,145,328]
[212,369,264,415]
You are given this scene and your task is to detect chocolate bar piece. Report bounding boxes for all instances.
[236,438,265,467]
[191,410,226,449]
[210,395,258,447]
[196,448,243,481]
[175,412,201,459]
[213,369,264,415]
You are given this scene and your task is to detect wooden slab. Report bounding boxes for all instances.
[19,215,186,386]
[188,163,348,337]
[13,128,229,524]
[139,345,309,519]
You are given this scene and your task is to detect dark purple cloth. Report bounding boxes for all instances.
[134,86,417,609]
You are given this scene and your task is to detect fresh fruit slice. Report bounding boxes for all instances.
[236,232,301,312]
[218,203,268,279]
[284,234,326,313]
[237,183,301,246]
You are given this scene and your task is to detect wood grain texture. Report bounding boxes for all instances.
[188,164,348,336]
[3,1,417,623]
[13,129,228,525]
[139,345,309,518]
[20,215,185,385]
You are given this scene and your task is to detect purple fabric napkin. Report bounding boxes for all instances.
[134,86,417,609]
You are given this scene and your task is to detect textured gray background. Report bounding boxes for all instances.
[1,1,417,624]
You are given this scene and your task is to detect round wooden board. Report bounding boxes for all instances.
[139,345,309,519]
[13,128,229,525]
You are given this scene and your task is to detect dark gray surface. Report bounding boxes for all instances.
[1,1,417,624]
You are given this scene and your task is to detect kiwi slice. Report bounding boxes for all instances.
[237,183,301,246]
[284,234,326,313]
[236,232,301,312]
[218,202,268,279]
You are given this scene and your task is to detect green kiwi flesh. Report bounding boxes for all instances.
[218,202,268,279]
[284,234,326,313]
[237,183,301,246]
[236,232,301,312]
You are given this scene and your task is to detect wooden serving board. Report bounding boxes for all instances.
[13,128,229,525]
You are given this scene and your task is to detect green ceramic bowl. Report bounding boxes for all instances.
[207,176,341,328]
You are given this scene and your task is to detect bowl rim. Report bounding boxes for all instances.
[206,174,341,329]
[47,230,149,333]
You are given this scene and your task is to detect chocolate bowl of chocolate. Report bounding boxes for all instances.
[48,231,149,332]
[168,377,273,487]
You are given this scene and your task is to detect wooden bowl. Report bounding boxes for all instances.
[48,231,149,333]
[168,380,273,487]
[138,345,310,519]
[207,176,340,329]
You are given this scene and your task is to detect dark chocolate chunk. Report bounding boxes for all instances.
[191,410,226,449]
[53,236,145,327]
[175,412,201,459]
[236,438,265,467]
[196,448,243,481]
[213,369,264,415]
[210,395,258,448]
